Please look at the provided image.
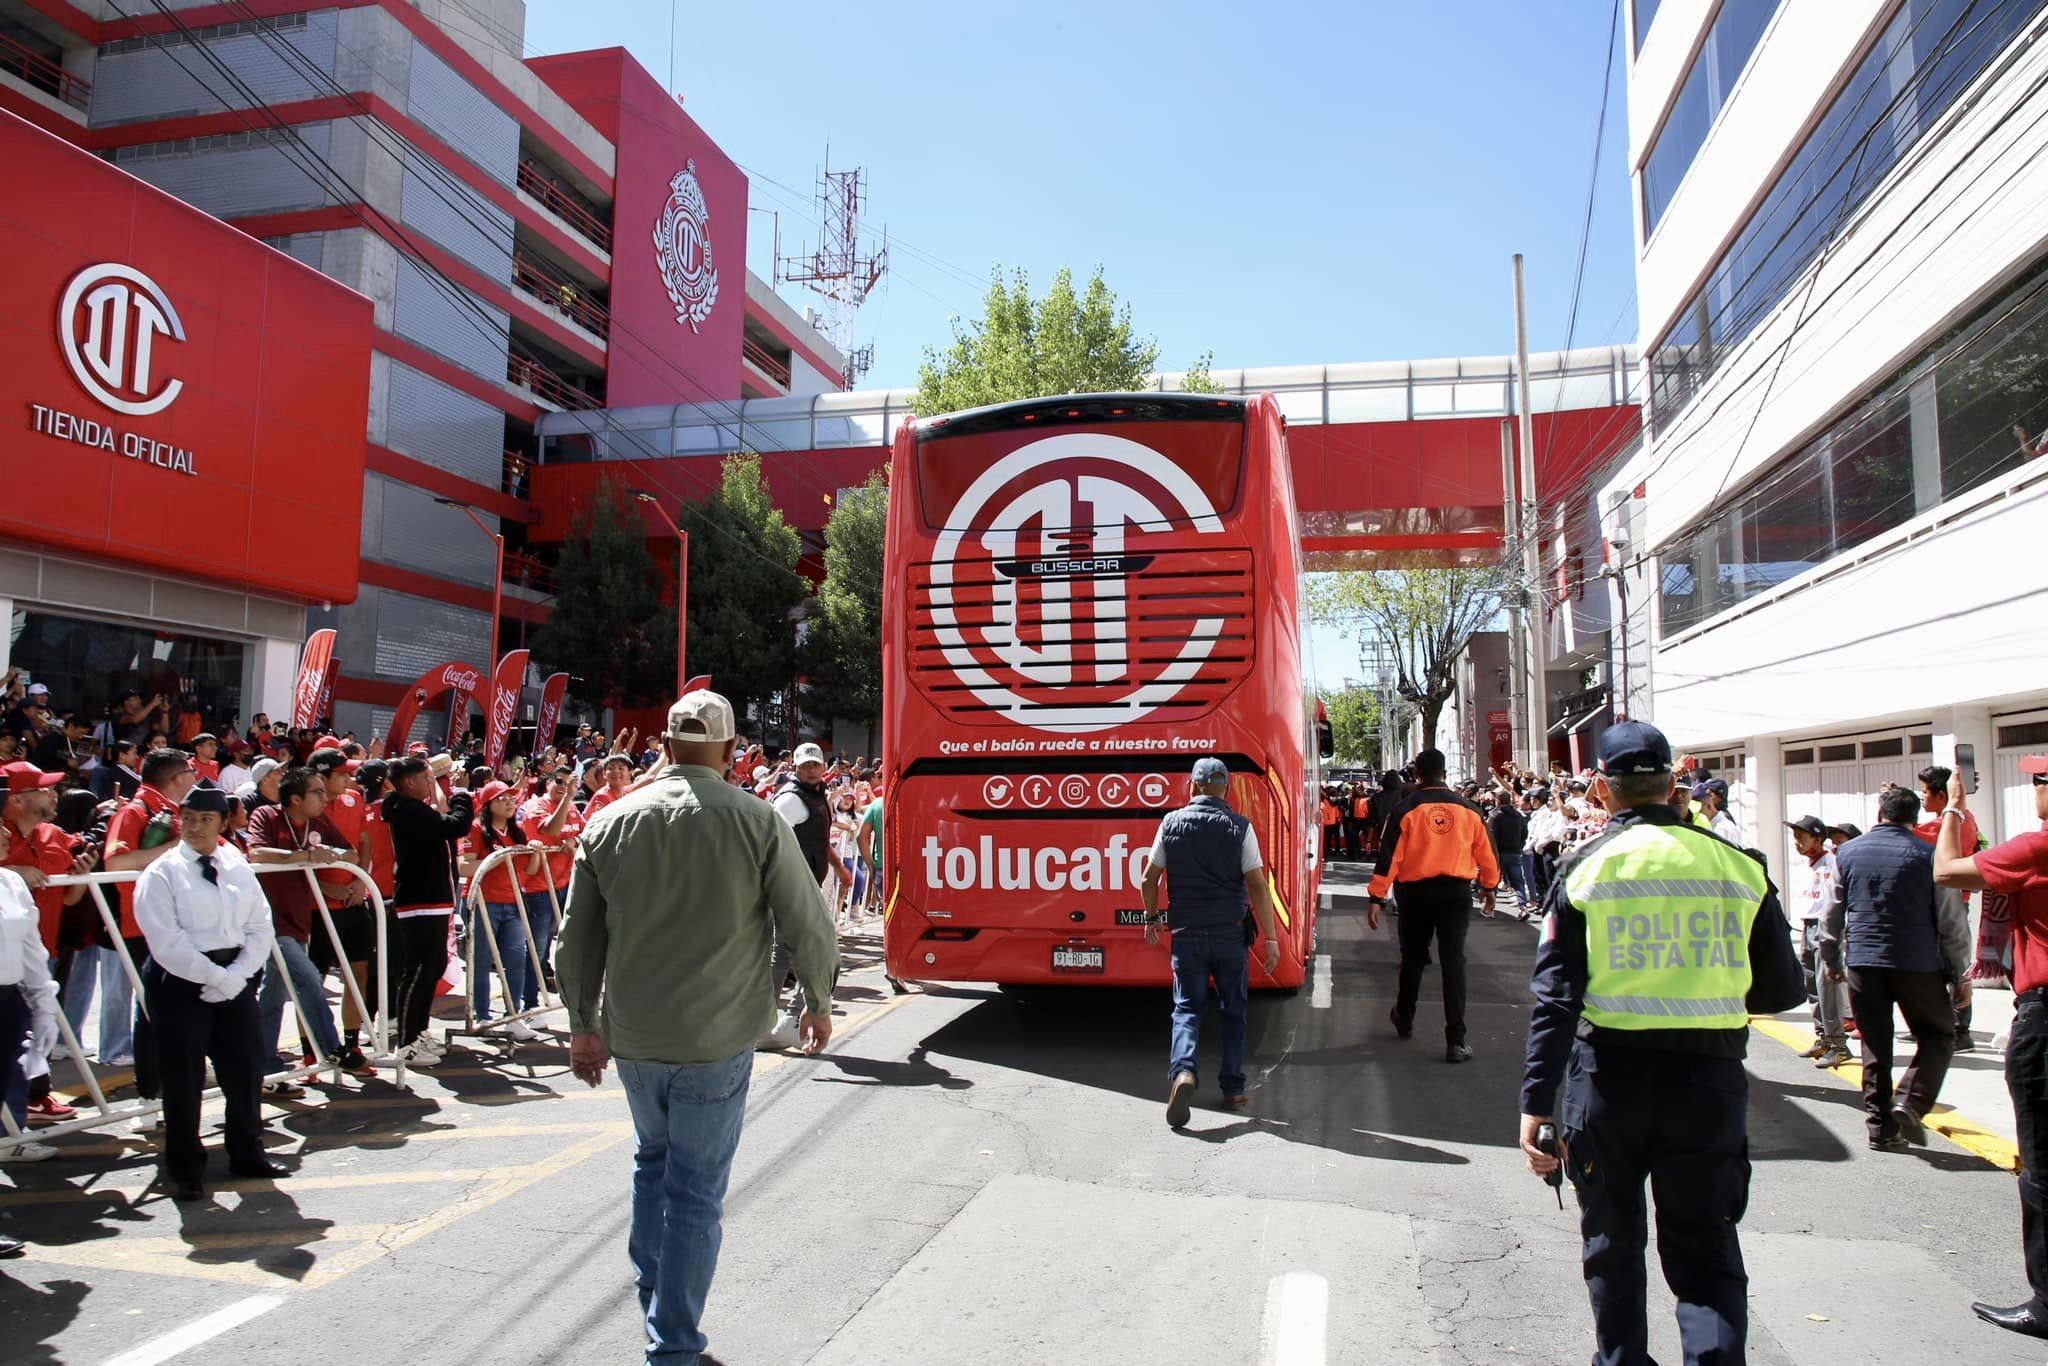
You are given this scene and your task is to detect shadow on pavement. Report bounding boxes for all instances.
[0,1272,88,1365]
[172,1184,335,1282]
[816,1045,972,1090]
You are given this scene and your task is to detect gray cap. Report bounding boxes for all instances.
[249,757,282,786]
[1191,757,1229,786]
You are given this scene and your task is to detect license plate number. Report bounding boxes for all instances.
[1051,944,1105,973]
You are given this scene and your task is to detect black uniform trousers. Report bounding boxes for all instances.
[389,912,449,1045]
[1559,1039,1749,1366]
[2005,991,2048,1312]
[1845,965,1954,1139]
[1391,876,1473,1045]
[143,953,267,1183]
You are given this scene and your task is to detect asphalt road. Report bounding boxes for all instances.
[6,866,2043,1365]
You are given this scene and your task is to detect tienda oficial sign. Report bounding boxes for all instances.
[0,107,371,604]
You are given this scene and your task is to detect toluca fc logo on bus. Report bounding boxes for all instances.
[927,432,1226,734]
[652,160,718,333]
[58,264,186,416]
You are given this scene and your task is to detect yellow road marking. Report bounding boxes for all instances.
[1751,1016,2020,1171]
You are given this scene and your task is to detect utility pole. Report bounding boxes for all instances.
[1511,254,1547,773]
[1500,418,1528,769]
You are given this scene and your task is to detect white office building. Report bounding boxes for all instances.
[1602,0,2048,888]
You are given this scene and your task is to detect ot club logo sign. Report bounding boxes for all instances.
[926,433,1226,734]
[653,159,719,333]
[60,264,185,417]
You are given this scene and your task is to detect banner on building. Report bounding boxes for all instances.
[484,649,529,774]
[534,672,568,750]
[292,630,336,730]
[315,657,339,730]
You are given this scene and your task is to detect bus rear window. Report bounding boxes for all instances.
[915,418,1246,535]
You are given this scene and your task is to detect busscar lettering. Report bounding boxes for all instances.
[1604,911,1748,972]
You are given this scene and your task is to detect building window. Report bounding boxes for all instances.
[10,611,245,736]
[1785,747,1816,765]
[1648,0,2041,432]
[1641,0,1782,236]
[1634,0,1662,53]
[1657,254,2048,638]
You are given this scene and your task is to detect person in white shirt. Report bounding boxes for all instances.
[132,784,289,1201]
[1695,779,1742,844]
[1786,815,1850,1067]
[1524,788,1569,903]
[0,793,60,1176]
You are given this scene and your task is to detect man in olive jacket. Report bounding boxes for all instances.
[556,690,837,1366]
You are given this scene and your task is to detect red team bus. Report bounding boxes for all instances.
[881,392,1325,989]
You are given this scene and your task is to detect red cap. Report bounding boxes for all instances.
[2021,755,2048,776]
[475,780,513,806]
[1,761,63,791]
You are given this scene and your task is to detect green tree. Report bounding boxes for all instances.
[1309,567,1512,753]
[1322,687,1383,767]
[531,480,675,708]
[801,470,888,737]
[914,266,1221,413]
[679,453,807,728]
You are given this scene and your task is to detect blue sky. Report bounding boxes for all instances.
[526,0,1639,394]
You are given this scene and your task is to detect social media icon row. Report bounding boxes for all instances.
[981,773,1176,810]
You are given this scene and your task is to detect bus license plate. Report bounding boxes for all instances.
[1051,944,1105,973]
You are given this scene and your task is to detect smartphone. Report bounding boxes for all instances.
[1956,743,1980,795]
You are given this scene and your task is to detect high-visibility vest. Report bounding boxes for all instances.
[1567,820,1769,1032]
[1320,800,1339,827]
[1352,796,1370,820]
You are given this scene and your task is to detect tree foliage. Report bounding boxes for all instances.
[802,470,888,735]
[1322,687,1383,768]
[1308,567,1512,753]
[531,480,674,708]
[914,266,1220,413]
[679,454,807,728]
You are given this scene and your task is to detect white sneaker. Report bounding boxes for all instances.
[756,1016,800,1052]
[416,1034,448,1056]
[131,1113,164,1134]
[102,1053,135,1067]
[502,1020,540,1042]
[0,1141,58,1163]
[400,1042,439,1068]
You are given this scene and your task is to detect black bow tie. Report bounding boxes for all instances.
[198,853,218,886]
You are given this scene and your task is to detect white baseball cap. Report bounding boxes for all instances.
[667,690,737,743]
[793,742,825,766]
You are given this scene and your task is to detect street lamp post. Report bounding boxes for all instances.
[630,490,689,696]
[436,497,504,673]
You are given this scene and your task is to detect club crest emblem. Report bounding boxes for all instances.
[652,159,719,333]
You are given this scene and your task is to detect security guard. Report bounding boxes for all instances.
[1368,748,1500,1062]
[132,784,290,1201]
[1140,757,1281,1127]
[1519,721,1803,1366]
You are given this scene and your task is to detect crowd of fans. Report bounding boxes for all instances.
[0,663,889,1165]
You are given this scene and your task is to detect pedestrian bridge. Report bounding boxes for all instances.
[530,345,1640,569]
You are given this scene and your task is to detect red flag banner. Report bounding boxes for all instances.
[534,672,568,752]
[291,630,336,729]
[483,649,529,774]
[386,660,484,756]
[315,657,339,729]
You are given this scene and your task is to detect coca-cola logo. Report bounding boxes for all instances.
[293,669,321,719]
[442,665,481,693]
[490,684,517,733]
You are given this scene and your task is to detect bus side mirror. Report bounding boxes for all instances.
[1315,718,1334,761]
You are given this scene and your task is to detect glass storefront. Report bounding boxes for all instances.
[7,609,246,736]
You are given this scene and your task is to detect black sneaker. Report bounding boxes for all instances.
[1389,1008,1412,1041]
[1869,1131,1910,1152]
[1445,1043,1474,1064]
[1892,1105,1927,1145]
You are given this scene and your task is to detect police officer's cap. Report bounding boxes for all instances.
[181,782,231,815]
[1191,757,1229,787]
[1596,721,1672,776]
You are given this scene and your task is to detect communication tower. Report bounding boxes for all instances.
[775,148,888,386]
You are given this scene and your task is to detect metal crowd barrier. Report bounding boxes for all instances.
[451,842,568,1051]
[0,861,393,1152]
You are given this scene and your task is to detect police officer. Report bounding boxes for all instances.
[1519,721,1804,1365]
[132,784,289,1202]
[1139,757,1281,1128]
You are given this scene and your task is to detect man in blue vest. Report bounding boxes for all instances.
[1139,757,1280,1128]
[1519,721,1803,1366]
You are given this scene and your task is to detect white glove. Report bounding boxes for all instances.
[199,980,235,1004]
[30,1011,57,1061]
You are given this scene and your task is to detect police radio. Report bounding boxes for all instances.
[1536,1123,1564,1208]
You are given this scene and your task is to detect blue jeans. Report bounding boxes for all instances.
[63,945,137,1060]
[259,935,341,1064]
[1168,925,1249,1097]
[520,889,558,1012]
[617,1051,753,1364]
[470,901,530,1022]
[1501,852,1536,908]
